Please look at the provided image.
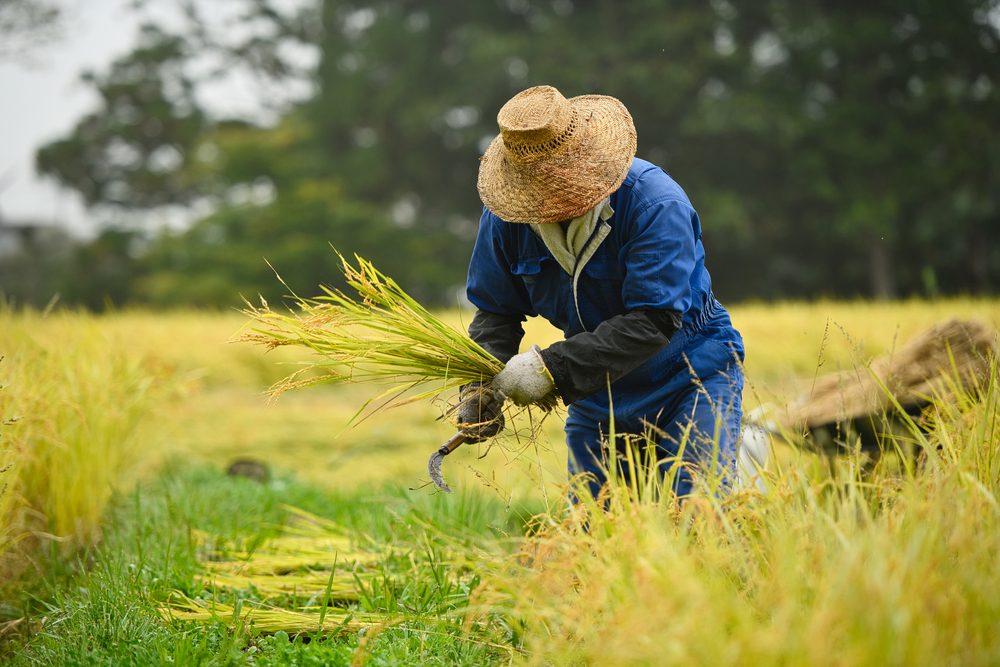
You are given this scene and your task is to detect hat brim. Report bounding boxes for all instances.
[477,94,637,225]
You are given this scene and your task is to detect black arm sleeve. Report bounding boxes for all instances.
[468,309,526,364]
[538,309,682,405]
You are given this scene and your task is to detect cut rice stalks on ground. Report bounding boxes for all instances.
[160,593,392,636]
[238,253,511,419]
[189,506,385,595]
[198,505,392,577]
[160,506,483,639]
[196,570,363,602]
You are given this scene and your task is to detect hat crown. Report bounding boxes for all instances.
[497,85,577,161]
[478,84,637,224]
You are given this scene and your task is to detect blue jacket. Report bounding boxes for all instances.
[466,157,742,411]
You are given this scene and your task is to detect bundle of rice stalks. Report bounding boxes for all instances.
[239,253,509,416]
[163,508,388,634]
[201,546,381,578]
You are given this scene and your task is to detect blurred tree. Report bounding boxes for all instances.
[0,224,72,307]
[724,0,1000,298]
[0,0,61,62]
[156,0,323,118]
[35,25,213,210]
[33,0,321,213]
[306,1,532,282]
[23,0,1000,309]
[308,0,767,300]
[58,229,146,310]
[131,108,462,308]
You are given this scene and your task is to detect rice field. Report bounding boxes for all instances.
[1,299,998,665]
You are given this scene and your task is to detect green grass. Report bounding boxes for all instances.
[5,465,533,665]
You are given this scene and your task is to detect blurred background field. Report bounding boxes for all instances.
[155,298,1000,495]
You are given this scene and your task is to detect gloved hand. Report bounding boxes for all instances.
[490,345,556,406]
[456,383,505,442]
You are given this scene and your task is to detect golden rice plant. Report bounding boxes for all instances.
[478,360,1000,666]
[0,361,24,574]
[0,310,165,561]
[239,253,506,416]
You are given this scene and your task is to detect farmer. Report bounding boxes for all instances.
[457,85,745,499]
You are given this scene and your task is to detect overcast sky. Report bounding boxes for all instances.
[0,0,310,238]
[0,0,144,236]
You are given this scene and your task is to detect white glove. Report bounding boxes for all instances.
[490,345,556,406]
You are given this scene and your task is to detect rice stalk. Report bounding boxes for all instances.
[201,548,382,577]
[195,571,362,602]
[193,507,399,578]
[160,592,390,635]
[162,505,484,640]
[199,532,371,564]
[238,252,531,418]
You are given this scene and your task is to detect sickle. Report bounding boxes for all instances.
[427,432,469,493]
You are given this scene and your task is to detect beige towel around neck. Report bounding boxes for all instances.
[532,197,613,275]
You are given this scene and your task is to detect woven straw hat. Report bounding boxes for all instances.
[477,85,637,224]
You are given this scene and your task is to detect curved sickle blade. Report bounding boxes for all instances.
[427,433,468,493]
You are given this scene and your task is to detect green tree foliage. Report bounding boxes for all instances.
[295,0,1000,301]
[35,25,211,210]
[0,226,72,308]
[21,0,1000,309]
[135,112,463,308]
[723,0,1000,298]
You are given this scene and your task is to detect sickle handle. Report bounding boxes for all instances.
[436,432,469,457]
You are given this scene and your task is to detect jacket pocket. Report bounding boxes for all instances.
[511,256,547,284]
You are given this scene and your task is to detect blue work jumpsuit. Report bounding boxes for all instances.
[466,158,745,498]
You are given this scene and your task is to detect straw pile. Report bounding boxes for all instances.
[780,318,998,431]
